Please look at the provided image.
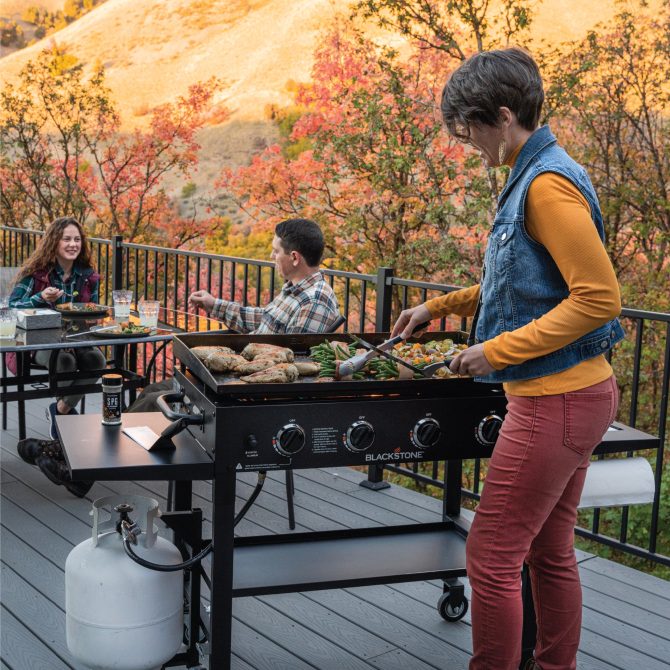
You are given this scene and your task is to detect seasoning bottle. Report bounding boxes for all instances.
[101,373,123,425]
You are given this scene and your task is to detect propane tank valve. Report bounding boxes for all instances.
[115,503,141,544]
[121,519,141,545]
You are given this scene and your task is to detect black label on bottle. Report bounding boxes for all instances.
[102,389,122,425]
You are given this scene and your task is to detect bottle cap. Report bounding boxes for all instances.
[102,373,122,383]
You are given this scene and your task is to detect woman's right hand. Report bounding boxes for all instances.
[391,303,432,339]
[41,287,64,303]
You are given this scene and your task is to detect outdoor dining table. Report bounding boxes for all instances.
[0,306,225,440]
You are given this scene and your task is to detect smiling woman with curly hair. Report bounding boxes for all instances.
[9,217,106,497]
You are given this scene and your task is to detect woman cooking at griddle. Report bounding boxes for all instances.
[392,48,623,670]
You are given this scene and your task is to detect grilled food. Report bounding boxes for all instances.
[208,353,247,373]
[191,345,236,360]
[235,356,283,375]
[241,343,295,362]
[191,346,246,373]
[239,363,299,383]
[293,361,320,376]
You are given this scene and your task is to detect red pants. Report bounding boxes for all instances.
[467,376,619,670]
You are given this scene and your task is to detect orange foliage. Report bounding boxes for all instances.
[218,24,492,285]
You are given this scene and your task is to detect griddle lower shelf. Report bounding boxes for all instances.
[231,522,467,597]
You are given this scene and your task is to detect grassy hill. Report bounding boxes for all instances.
[3,0,656,127]
[1,0,662,215]
[1,0,345,125]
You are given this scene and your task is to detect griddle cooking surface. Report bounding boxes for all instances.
[172,331,481,401]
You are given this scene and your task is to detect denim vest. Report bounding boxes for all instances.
[474,125,624,383]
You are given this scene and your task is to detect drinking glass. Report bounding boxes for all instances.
[138,300,160,329]
[0,307,17,339]
[112,290,133,321]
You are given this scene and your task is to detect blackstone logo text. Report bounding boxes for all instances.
[365,451,423,462]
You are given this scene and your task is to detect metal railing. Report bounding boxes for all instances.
[2,226,667,566]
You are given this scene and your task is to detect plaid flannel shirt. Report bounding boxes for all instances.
[211,271,340,334]
[9,264,99,309]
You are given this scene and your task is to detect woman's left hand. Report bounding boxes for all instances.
[450,343,495,377]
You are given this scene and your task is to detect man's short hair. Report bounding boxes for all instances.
[275,218,324,267]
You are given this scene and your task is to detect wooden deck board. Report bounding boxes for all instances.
[1,397,669,669]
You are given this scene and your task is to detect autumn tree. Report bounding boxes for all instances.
[0,45,224,246]
[540,6,669,308]
[219,26,493,287]
[353,0,536,56]
[218,1,541,291]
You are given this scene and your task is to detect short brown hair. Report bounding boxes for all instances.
[275,218,324,267]
[441,47,544,140]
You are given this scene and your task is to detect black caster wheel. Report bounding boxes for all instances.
[437,591,469,622]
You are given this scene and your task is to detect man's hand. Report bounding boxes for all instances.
[391,303,432,339]
[449,343,495,377]
[41,287,64,303]
[188,290,216,314]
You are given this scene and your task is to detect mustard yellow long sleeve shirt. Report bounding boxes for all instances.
[425,148,620,396]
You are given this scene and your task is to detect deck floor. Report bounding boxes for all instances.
[2,395,670,669]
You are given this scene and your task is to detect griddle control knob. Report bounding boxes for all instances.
[345,421,375,452]
[274,423,305,457]
[411,418,441,449]
[476,414,503,446]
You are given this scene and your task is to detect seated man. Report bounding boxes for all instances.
[128,217,340,413]
[189,217,339,333]
[18,218,341,495]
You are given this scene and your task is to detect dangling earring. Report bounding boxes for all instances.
[498,139,507,166]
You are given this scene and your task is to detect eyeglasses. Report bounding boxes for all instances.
[451,120,473,145]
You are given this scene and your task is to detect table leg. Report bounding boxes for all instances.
[1,353,7,431]
[17,352,26,440]
[127,343,138,405]
[209,467,236,670]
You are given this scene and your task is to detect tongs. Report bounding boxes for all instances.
[337,322,456,378]
[355,337,456,378]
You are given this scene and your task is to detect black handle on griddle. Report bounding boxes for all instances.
[156,391,205,440]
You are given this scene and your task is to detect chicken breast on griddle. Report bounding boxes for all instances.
[294,361,320,376]
[235,356,283,375]
[239,363,299,383]
[241,343,294,362]
[209,353,247,373]
[191,345,236,361]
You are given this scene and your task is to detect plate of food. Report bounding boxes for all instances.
[55,302,110,317]
[89,322,153,338]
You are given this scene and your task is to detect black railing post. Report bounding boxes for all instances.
[374,266,394,332]
[111,235,124,291]
[361,266,394,491]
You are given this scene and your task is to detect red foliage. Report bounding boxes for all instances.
[218,26,490,286]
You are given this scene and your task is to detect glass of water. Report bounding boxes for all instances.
[112,290,133,322]
[138,300,160,329]
[0,307,17,339]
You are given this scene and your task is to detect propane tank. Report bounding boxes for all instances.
[65,495,184,670]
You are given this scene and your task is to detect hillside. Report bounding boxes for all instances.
[2,0,658,128]
[2,0,662,218]
[0,0,350,125]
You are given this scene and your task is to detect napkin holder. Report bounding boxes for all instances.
[16,308,62,330]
